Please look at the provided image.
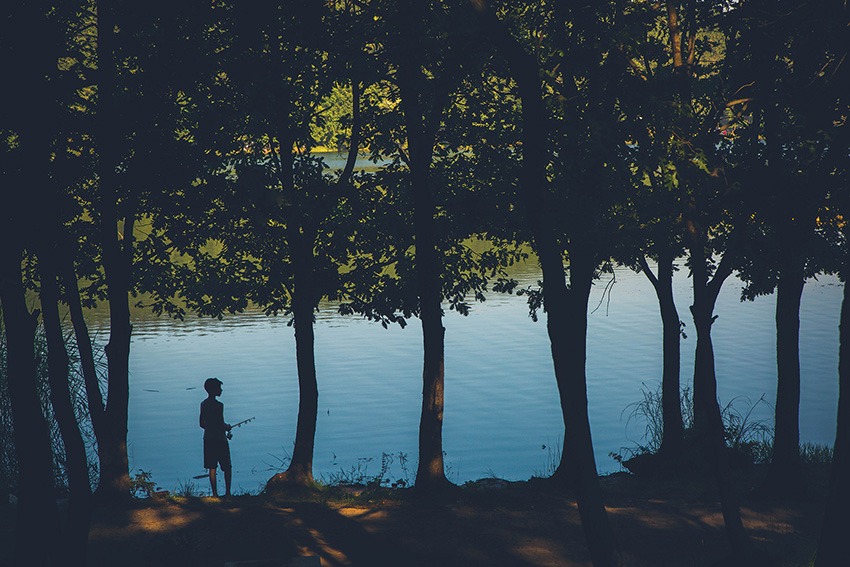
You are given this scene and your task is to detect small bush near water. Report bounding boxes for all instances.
[130,469,160,498]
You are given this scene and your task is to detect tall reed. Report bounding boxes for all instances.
[0,320,104,495]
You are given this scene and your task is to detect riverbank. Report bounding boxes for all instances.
[3,464,829,567]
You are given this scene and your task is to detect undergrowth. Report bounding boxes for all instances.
[613,382,834,471]
[612,382,767,469]
[1,322,105,496]
[321,451,412,489]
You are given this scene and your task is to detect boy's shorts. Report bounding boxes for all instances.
[203,435,231,470]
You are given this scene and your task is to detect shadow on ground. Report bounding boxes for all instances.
[2,466,830,567]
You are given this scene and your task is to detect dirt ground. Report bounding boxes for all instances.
[1,466,830,567]
[75,466,831,567]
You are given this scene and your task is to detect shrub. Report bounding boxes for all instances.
[130,469,159,498]
[614,382,775,470]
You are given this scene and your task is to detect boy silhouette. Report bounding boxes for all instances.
[199,377,232,497]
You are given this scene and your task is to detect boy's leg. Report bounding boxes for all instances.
[209,467,218,497]
[221,439,232,496]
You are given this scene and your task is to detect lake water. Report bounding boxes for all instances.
[89,259,843,495]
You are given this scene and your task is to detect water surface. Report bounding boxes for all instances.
[102,263,841,494]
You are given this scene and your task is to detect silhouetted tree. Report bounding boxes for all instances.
[667,1,755,557]
[350,0,515,491]
[616,4,690,460]
[1,1,92,563]
[469,1,623,564]
[726,0,846,496]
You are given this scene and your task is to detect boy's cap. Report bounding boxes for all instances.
[204,377,223,394]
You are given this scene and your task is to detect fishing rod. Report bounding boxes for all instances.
[226,416,255,439]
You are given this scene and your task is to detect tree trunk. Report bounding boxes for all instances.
[38,251,92,567]
[96,231,134,501]
[407,118,449,490]
[284,235,320,485]
[815,280,850,566]
[0,246,61,566]
[640,251,684,456]
[396,0,451,491]
[265,124,321,488]
[413,188,449,490]
[409,133,450,491]
[1,4,62,556]
[666,1,693,102]
[61,256,105,434]
[467,3,618,564]
[95,0,133,500]
[686,219,752,559]
[550,245,619,567]
[762,254,804,494]
[691,299,752,556]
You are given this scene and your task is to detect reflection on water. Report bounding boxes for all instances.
[87,262,841,494]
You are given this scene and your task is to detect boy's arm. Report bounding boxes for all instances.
[220,401,231,431]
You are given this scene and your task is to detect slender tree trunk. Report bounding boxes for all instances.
[815,280,850,566]
[285,235,320,485]
[666,1,693,102]
[640,251,684,457]
[95,0,133,500]
[413,195,449,490]
[96,233,133,501]
[686,219,752,559]
[38,251,92,567]
[408,126,450,491]
[396,0,451,491]
[762,254,805,494]
[407,122,449,490]
[0,246,61,567]
[273,68,361,488]
[61,257,105,434]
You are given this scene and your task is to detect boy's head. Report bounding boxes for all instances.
[204,377,223,396]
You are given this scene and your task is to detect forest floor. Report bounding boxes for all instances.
[1,464,831,567]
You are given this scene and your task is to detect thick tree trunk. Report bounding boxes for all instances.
[815,281,850,566]
[0,247,61,566]
[691,300,752,557]
[640,251,684,456]
[95,0,133,500]
[468,3,617,564]
[762,255,804,493]
[549,246,619,567]
[284,236,320,485]
[38,251,92,567]
[2,5,62,556]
